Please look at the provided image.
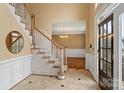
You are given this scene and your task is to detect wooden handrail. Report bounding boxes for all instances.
[35,27,64,49]
[24,4,32,17]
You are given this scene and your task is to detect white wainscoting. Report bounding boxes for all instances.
[85,53,97,81]
[0,55,31,90]
[65,49,85,58]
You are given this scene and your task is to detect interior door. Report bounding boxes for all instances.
[98,14,114,90]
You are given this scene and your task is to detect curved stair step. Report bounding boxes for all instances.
[37,52,45,54]
[53,65,59,68]
[42,56,51,59]
[31,47,41,50]
[47,61,55,63]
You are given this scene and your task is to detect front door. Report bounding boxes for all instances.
[98,14,114,89]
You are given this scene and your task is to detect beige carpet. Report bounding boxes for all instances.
[11,69,100,90]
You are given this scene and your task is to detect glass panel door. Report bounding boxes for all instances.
[98,14,113,89]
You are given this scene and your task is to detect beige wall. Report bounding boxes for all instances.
[86,4,95,53]
[87,3,104,53]
[0,4,31,61]
[87,3,109,53]
[28,4,90,36]
[52,34,85,49]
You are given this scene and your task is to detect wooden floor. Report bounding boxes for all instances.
[67,57,85,69]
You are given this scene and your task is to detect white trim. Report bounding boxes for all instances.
[0,55,31,66]
[95,3,120,21]
[117,12,123,90]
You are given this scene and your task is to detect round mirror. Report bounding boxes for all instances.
[6,31,24,54]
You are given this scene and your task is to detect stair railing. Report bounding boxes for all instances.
[9,3,67,78]
[35,28,65,76]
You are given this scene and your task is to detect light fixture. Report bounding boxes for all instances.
[59,28,68,39]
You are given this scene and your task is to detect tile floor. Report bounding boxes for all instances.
[11,69,100,90]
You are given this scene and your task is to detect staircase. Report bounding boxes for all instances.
[8,3,68,79]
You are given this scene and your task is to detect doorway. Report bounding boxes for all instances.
[98,14,114,89]
[52,21,86,69]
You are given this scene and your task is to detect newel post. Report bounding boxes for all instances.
[31,13,35,48]
[58,48,65,80]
